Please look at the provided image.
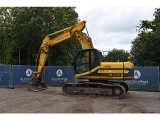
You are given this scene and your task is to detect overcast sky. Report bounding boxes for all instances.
[75,7,157,52]
[1,0,160,53]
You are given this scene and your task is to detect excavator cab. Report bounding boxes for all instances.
[74,49,102,74]
[74,48,134,82]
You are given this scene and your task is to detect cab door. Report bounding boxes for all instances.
[74,49,98,74]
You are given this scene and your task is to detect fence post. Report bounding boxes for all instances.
[8,64,14,89]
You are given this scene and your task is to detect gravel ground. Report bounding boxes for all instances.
[0,86,160,113]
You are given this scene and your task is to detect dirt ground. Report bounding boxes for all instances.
[0,86,160,113]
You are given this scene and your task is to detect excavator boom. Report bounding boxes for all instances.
[27,20,94,91]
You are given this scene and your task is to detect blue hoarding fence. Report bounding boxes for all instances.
[6,65,75,87]
[0,65,160,91]
[127,66,159,91]
[11,65,39,87]
[0,64,11,87]
[44,66,75,85]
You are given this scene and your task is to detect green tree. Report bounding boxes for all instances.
[47,7,81,66]
[0,7,12,64]
[3,7,80,65]
[104,48,131,62]
[131,8,160,66]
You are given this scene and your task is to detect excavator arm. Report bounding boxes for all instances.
[27,20,94,91]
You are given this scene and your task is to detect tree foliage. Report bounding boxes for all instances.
[131,8,160,66]
[0,7,12,63]
[104,48,131,62]
[0,7,81,66]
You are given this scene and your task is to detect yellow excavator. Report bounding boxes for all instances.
[27,20,134,98]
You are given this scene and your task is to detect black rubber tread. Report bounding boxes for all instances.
[62,82,126,99]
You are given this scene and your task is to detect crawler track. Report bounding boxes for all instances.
[62,82,126,99]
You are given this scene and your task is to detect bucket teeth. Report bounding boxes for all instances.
[27,78,48,92]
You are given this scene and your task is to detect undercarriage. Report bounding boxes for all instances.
[62,81,128,99]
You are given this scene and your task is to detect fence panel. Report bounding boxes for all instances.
[44,66,75,85]
[11,65,39,86]
[127,66,159,91]
[0,64,11,87]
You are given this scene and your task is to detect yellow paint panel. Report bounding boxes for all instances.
[100,62,134,69]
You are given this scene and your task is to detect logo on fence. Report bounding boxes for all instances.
[134,70,141,79]
[56,69,63,77]
[51,69,68,82]
[26,69,32,77]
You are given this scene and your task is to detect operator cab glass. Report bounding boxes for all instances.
[74,49,102,74]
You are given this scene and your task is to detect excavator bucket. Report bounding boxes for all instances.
[27,77,48,92]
